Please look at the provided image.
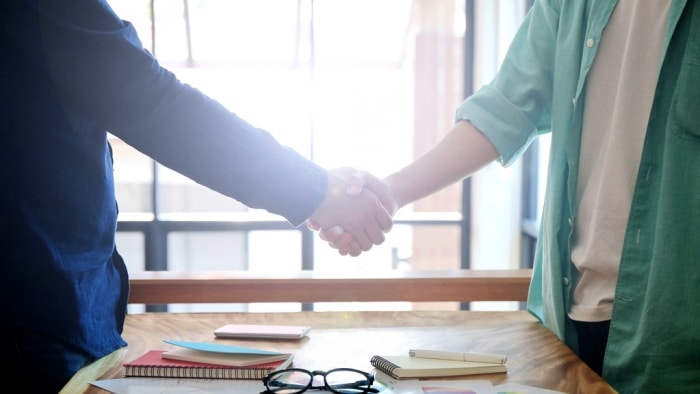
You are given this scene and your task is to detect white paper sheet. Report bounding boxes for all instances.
[90,378,260,394]
[91,376,397,394]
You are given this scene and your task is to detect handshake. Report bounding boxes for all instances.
[306,167,401,257]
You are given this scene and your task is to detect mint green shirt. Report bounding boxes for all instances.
[456,0,699,392]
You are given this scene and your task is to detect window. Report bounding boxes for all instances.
[109,0,532,313]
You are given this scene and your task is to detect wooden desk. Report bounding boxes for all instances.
[63,311,616,394]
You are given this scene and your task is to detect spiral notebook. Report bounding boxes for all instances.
[123,350,294,380]
[370,355,506,379]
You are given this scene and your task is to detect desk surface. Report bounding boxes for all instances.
[64,311,616,394]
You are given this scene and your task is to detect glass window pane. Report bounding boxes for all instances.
[167,230,302,313]
[168,232,248,270]
[117,231,147,314]
[248,230,302,271]
[313,0,413,67]
[188,0,301,67]
[311,69,414,175]
[115,232,146,271]
[152,1,189,63]
[313,224,459,272]
[156,165,248,214]
[111,135,154,214]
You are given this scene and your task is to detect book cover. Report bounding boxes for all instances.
[370,355,506,379]
[123,350,294,380]
[162,340,291,367]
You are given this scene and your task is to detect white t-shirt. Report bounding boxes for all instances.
[569,0,671,322]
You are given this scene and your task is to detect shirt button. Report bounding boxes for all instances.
[586,38,595,48]
[568,217,573,226]
[572,97,576,106]
[563,277,570,286]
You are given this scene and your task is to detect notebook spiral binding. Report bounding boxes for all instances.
[125,365,271,379]
[370,355,401,377]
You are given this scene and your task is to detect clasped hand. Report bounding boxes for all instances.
[307,167,397,256]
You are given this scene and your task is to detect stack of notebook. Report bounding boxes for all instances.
[123,340,294,380]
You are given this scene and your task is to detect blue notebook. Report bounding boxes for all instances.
[161,340,292,367]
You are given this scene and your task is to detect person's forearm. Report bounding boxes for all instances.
[385,120,499,209]
[33,0,329,225]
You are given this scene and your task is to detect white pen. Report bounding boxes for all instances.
[408,349,507,364]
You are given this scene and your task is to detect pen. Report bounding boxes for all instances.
[408,349,507,364]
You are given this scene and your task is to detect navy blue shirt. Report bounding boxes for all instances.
[1,0,327,359]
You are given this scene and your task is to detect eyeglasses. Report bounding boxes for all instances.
[260,367,379,394]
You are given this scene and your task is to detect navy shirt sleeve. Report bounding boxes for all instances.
[37,0,328,226]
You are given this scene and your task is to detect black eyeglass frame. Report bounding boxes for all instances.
[260,367,379,394]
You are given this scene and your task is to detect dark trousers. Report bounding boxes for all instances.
[572,319,611,376]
